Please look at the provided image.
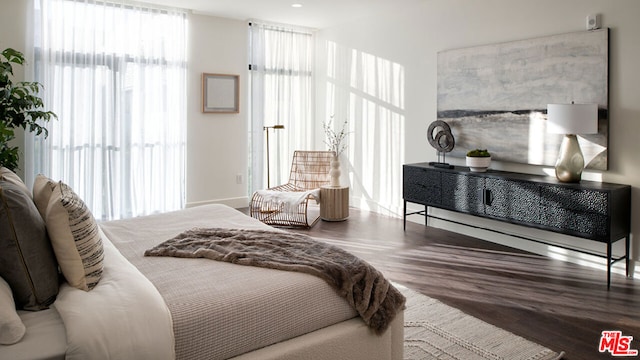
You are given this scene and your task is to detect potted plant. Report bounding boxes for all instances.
[466,149,491,172]
[0,48,56,171]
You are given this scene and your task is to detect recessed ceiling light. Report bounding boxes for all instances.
[291,3,303,8]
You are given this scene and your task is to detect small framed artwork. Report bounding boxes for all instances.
[202,73,239,113]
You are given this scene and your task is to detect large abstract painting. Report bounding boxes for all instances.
[437,29,608,170]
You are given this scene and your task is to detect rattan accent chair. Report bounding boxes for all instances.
[250,150,335,228]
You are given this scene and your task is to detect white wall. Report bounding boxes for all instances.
[186,13,249,208]
[315,0,640,275]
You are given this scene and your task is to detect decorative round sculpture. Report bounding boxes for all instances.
[427,120,455,153]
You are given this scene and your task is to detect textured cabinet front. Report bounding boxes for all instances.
[541,186,609,214]
[485,178,540,224]
[403,166,442,205]
[540,186,609,240]
[441,172,484,215]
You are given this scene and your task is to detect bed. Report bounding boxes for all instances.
[0,169,404,360]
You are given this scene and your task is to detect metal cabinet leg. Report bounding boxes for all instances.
[607,242,612,289]
[403,201,407,231]
[425,205,428,227]
[626,235,631,277]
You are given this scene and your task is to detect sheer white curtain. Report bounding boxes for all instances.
[248,21,314,193]
[28,0,187,220]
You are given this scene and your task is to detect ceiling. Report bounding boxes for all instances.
[145,0,423,29]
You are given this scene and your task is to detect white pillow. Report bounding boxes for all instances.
[33,174,56,220]
[0,276,26,345]
[45,180,104,291]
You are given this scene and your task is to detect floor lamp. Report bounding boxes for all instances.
[263,124,285,188]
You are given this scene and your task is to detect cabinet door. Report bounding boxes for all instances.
[403,166,441,205]
[484,178,540,224]
[539,186,609,241]
[441,172,484,215]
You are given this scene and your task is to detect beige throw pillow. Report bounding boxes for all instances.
[0,276,26,345]
[45,180,104,291]
[33,174,56,220]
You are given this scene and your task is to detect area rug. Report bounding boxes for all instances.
[397,283,565,360]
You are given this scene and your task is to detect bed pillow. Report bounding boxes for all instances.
[0,276,26,345]
[45,180,104,291]
[0,176,59,310]
[33,174,56,220]
[0,167,31,197]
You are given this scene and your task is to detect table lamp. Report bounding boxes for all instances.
[547,103,598,183]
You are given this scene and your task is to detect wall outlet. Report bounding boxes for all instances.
[236,173,243,184]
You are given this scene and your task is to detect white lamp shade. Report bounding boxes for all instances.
[547,103,598,134]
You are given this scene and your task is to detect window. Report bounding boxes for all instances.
[248,21,314,192]
[30,0,187,220]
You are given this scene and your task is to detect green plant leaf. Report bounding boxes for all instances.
[0,47,57,171]
[466,149,491,157]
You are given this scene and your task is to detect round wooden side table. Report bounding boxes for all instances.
[320,185,349,221]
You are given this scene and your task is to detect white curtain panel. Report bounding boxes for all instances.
[249,21,314,192]
[29,0,187,220]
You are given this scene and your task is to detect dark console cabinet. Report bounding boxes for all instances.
[403,163,631,288]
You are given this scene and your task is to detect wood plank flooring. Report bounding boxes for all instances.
[244,207,640,360]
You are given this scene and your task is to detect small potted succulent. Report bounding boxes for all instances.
[466,149,491,172]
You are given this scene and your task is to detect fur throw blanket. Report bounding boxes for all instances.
[144,228,405,334]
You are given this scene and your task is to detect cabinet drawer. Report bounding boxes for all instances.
[541,187,609,215]
[403,166,441,205]
[539,186,609,240]
[540,206,609,240]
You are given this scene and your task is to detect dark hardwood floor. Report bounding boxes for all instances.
[243,207,640,359]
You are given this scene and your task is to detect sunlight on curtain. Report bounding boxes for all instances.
[249,21,314,193]
[30,0,187,220]
[325,41,405,216]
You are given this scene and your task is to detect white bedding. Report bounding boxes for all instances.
[4,308,66,360]
[1,228,174,360]
[101,204,359,359]
[53,229,174,360]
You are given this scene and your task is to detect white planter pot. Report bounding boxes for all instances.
[466,156,491,172]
